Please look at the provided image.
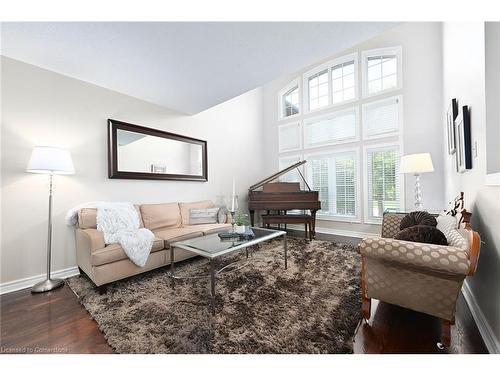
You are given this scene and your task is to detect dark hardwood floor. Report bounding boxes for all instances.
[0,233,488,354]
[0,284,112,354]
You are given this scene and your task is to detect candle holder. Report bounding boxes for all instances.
[226,195,238,233]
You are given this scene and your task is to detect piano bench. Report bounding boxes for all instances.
[261,214,313,240]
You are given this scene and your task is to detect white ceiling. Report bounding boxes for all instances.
[1,22,397,114]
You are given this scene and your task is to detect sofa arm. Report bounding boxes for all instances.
[75,228,105,252]
[359,237,470,276]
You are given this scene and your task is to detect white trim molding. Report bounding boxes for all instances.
[287,223,377,239]
[462,281,500,353]
[0,266,80,295]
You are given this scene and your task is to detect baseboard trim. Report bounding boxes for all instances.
[0,266,80,295]
[286,224,376,239]
[462,280,500,353]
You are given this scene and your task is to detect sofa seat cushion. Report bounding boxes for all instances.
[154,227,204,245]
[91,237,164,266]
[184,223,232,235]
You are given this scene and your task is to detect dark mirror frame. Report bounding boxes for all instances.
[108,119,208,181]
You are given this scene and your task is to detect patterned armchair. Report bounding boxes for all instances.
[358,211,481,348]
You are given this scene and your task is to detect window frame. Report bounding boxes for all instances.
[361,46,403,99]
[278,154,304,184]
[304,147,361,223]
[303,106,360,150]
[278,121,302,153]
[362,95,403,140]
[278,78,301,121]
[303,53,359,114]
[363,142,405,224]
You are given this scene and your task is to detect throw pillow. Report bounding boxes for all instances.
[436,214,469,250]
[400,211,437,230]
[189,207,219,225]
[395,225,448,246]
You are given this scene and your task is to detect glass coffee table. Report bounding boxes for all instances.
[170,227,287,304]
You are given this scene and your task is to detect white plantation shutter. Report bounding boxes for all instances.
[363,96,401,138]
[366,145,401,222]
[335,155,357,216]
[278,122,301,152]
[304,108,358,148]
[306,151,358,219]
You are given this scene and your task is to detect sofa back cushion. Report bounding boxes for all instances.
[78,205,144,229]
[179,200,214,225]
[140,203,181,230]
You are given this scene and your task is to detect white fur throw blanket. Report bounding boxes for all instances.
[66,202,154,267]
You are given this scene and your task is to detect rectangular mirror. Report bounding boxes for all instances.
[108,119,208,181]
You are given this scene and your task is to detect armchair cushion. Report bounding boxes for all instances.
[436,214,469,251]
[359,237,470,276]
[395,225,448,246]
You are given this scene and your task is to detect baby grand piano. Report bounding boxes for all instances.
[248,160,321,236]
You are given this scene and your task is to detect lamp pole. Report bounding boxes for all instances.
[414,173,423,210]
[32,173,64,293]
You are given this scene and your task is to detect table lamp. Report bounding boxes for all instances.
[27,146,75,293]
[400,153,434,211]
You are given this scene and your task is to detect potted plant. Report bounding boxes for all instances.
[234,213,249,234]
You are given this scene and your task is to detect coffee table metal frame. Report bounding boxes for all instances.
[170,227,287,304]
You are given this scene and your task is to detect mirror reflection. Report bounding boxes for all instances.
[117,129,203,176]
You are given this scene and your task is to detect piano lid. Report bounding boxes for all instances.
[249,160,310,192]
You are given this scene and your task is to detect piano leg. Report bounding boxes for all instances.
[311,210,317,238]
[249,210,255,227]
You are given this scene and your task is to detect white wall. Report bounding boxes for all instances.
[442,22,500,353]
[262,23,445,236]
[0,56,265,284]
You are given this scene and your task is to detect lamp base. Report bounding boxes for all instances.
[31,278,64,293]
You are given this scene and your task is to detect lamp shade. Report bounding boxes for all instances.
[26,146,75,174]
[400,153,434,174]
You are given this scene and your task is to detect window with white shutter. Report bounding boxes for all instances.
[304,108,358,148]
[278,122,301,152]
[362,96,402,139]
[365,145,402,223]
[305,150,359,220]
[362,46,402,97]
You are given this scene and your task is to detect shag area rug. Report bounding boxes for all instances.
[67,237,361,353]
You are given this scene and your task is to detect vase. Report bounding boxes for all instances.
[235,225,246,234]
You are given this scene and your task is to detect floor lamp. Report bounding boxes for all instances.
[400,153,434,211]
[27,146,75,293]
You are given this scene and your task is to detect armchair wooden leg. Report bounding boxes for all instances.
[362,295,371,321]
[437,319,452,349]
